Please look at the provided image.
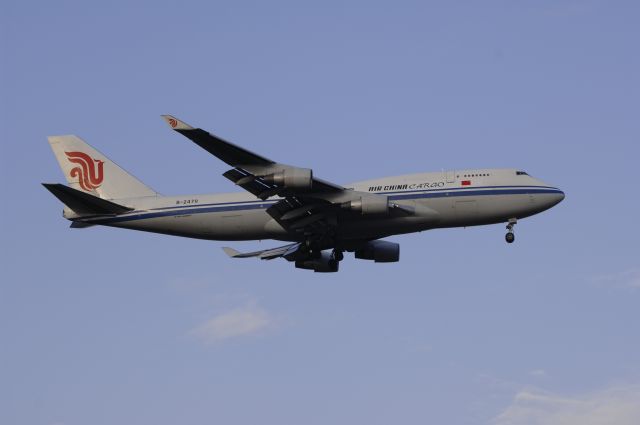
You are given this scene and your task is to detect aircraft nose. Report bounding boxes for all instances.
[547,188,565,208]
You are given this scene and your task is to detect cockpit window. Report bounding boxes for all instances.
[516,171,528,176]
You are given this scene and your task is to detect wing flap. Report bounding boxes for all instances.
[223,167,279,199]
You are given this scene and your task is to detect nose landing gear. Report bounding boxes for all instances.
[505,231,515,243]
[505,218,517,244]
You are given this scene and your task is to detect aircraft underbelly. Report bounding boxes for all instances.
[189,209,275,240]
[337,213,439,240]
[422,193,547,227]
[112,210,275,241]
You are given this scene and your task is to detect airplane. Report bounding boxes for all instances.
[43,116,565,272]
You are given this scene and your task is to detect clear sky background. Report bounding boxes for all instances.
[2,1,639,424]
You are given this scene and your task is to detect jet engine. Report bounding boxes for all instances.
[354,240,400,263]
[342,196,389,215]
[295,251,339,273]
[262,167,313,189]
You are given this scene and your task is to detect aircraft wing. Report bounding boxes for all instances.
[162,115,367,239]
[161,115,343,198]
[222,243,301,260]
[161,115,422,241]
[161,115,274,167]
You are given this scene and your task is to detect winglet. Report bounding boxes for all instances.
[222,247,241,258]
[161,115,194,130]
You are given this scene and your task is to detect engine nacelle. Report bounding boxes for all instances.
[295,252,339,273]
[355,240,400,263]
[343,196,389,215]
[262,168,313,190]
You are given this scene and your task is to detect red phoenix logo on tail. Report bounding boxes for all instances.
[65,151,104,191]
[168,118,178,128]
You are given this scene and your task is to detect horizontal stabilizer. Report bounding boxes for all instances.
[43,183,133,216]
[70,221,95,229]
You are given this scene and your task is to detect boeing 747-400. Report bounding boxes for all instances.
[43,116,564,272]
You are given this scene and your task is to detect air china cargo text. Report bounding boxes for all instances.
[368,181,445,192]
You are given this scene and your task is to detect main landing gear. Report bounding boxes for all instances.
[325,250,344,271]
[505,218,517,244]
[303,239,344,263]
[331,249,344,262]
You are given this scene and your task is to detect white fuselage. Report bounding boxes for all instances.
[76,168,564,242]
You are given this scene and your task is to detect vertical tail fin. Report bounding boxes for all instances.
[48,135,157,200]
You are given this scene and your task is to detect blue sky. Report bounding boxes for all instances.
[2,1,639,424]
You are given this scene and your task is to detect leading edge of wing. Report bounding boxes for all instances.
[161,115,274,167]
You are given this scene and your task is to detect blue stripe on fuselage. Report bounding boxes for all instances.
[89,186,563,225]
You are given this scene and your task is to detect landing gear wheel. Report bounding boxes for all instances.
[505,232,515,244]
[328,259,339,272]
[332,249,344,262]
[304,239,322,258]
[505,218,517,244]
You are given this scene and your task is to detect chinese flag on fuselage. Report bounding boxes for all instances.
[461,180,471,186]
